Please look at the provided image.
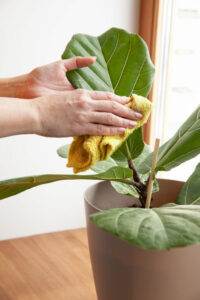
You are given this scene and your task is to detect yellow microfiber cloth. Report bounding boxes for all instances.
[67,94,152,173]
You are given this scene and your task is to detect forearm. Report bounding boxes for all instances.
[0,74,29,98]
[0,97,39,137]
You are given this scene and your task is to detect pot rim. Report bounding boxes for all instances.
[84,177,185,212]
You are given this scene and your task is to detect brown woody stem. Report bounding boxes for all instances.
[124,141,153,208]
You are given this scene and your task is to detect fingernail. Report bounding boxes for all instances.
[121,96,129,103]
[118,128,126,133]
[134,112,143,119]
[128,121,137,128]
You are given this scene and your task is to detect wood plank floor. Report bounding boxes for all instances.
[0,229,97,300]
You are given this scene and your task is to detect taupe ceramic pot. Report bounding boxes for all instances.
[84,179,200,300]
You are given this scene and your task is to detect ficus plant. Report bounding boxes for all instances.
[0,28,200,250]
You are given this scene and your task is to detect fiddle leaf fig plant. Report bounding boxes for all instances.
[0,28,200,250]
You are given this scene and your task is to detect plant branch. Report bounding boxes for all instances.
[128,160,141,183]
[124,140,149,207]
[124,141,140,181]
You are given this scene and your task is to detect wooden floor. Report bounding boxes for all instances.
[0,229,97,300]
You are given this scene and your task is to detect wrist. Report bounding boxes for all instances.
[0,74,29,98]
[26,99,43,135]
[0,97,42,138]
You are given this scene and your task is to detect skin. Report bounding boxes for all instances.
[0,56,142,138]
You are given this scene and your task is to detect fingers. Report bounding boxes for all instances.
[63,56,96,71]
[88,90,129,104]
[89,112,137,129]
[92,100,142,122]
[85,124,126,136]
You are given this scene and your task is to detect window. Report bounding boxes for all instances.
[148,0,200,180]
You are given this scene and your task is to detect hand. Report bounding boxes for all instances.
[32,89,142,137]
[25,57,96,98]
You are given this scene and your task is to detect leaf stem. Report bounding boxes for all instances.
[125,141,140,182]
[145,138,160,209]
[125,140,132,161]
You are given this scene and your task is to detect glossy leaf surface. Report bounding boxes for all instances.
[138,106,200,174]
[90,205,200,250]
[176,163,200,205]
[111,128,144,161]
[62,28,155,97]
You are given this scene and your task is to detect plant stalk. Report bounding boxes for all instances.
[124,140,148,207]
[145,138,160,209]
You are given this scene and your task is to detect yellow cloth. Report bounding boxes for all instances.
[67,94,152,173]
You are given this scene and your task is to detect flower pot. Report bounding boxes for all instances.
[84,179,200,300]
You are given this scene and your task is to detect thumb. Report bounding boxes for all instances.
[63,56,96,71]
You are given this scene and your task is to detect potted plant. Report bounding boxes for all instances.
[0,28,200,300]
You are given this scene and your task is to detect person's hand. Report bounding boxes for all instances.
[25,56,96,98]
[31,89,142,137]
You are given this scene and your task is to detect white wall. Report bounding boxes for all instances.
[0,0,140,240]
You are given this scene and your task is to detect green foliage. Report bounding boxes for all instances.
[111,128,144,162]
[138,106,200,174]
[176,163,200,205]
[90,205,200,250]
[92,144,158,197]
[45,30,200,251]
[1,27,200,251]
[0,167,132,200]
[62,27,155,97]
[59,27,155,166]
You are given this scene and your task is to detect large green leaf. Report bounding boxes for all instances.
[62,27,155,97]
[111,128,144,162]
[90,205,200,250]
[176,163,200,205]
[0,167,132,200]
[138,106,200,174]
[60,28,154,179]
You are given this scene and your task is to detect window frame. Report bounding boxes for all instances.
[139,0,163,144]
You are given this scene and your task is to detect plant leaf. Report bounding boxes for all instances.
[111,128,144,161]
[92,157,138,197]
[132,143,152,168]
[111,181,139,197]
[57,144,70,159]
[138,106,200,174]
[110,172,159,198]
[91,144,158,198]
[62,28,155,97]
[90,205,200,250]
[91,157,117,173]
[176,162,200,205]
[62,28,154,177]
[0,167,132,200]
[110,144,159,197]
